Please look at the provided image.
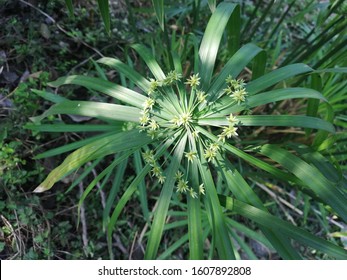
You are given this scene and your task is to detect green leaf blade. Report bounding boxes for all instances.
[199,2,237,89]
[221,197,347,260]
[97,0,111,34]
[260,144,347,222]
[30,101,141,124]
[152,0,164,31]
[145,133,187,259]
[34,129,152,192]
[48,75,146,108]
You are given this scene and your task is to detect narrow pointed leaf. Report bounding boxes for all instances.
[216,155,302,259]
[198,115,335,133]
[152,0,164,31]
[260,144,347,222]
[25,123,120,133]
[220,197,347,259]
[246,64,313,95]
[107,135,178,258]
[199,2,237,89]
[207,0,216,12]
[207,43,264,101]
[187,131,203,259]
[48,75,146,108]
[131,44,166,80]
[205,87,327,118]
[30,101,141,123]
[196,126,300,184]
[31,89,68,103]
[97,0,111,34]
[34,132,115,159]
[145,134,187,259]
[197,143,236,259]
[78,151,133,219]
[34,129,151,192]
[97,57,151,92]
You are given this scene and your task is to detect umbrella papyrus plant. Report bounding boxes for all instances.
[29,2,347,259]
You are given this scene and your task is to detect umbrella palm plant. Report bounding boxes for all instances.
[29,2,347,259]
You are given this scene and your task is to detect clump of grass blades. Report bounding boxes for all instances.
[29,2,347,260]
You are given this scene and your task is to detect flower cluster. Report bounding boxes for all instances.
[139,70,193,137]
[185,73,200,88]
[185,151,197,162]
[217,113,239,143]
[196,90,207,104]
[203,143,220,162]
[139,71,244,198]
[139,98,156,125]
[164,70,182,85]
[139,93,162,138]
[142,150,166,184]
[175,171,204,199]
[224,75,248,104]
[148,79,162,95]
[171,112,192,128]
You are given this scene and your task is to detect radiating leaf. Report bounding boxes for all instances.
[97,57,150,91]
[199,2,237,89]
[30,100,141,123]
[198,115,335,133]
[220,196,347,259]
[260,144,347,222]
[48,75,146,108]
[216,154,301,259]
[197,142,236,259]
[246,64,313,95]
[207,43,264,102]
[34,129,151,192]
[78,151,133,220]
[207,0,216,12]
[145,133,187,259]
[31,89,68,103]
[25,123,120,133]
[196,126,300,184]
[205,87,327,118]
[34,132,115,159]
[187,131,203,259]
[107,135,177,258]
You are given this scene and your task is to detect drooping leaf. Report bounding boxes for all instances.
[260,144,347,222]
[220,196,347,259]
[34,129,152,192]
[48,75,146,108]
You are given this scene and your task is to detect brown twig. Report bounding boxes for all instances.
[253,180,345,229]
[128,231,138,260]
[90,166,106,209]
